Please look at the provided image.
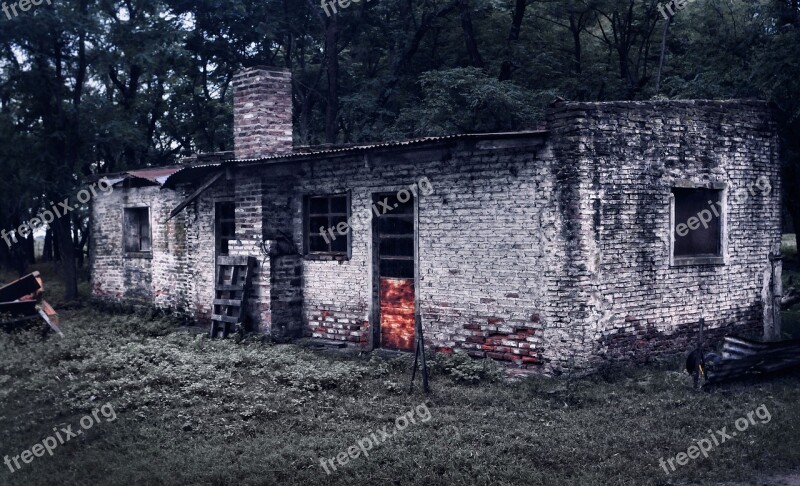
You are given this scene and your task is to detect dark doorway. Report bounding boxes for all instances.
[215,202,236,257]
[372,191,416,351]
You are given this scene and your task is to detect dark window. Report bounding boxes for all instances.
[215,202,236,256]
[673,188,723,258]
[124,207,151,253]
[304,193,350,256]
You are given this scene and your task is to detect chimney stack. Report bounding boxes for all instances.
[233,67,293,159]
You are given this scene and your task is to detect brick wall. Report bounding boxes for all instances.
[544,100,782,371]
[229,136,556,367]
[233,67,293,159]
[90,184,190,311]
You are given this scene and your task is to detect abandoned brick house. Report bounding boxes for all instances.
[89,67,783,373]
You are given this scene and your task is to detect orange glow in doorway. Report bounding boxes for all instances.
[380,278,415,351]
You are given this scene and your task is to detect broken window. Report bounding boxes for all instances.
[304,193,350,256]
[672,188,723,260]
[123,207,151,253]
[215,202,236,256]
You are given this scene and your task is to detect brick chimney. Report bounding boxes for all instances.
[233,67,293,159]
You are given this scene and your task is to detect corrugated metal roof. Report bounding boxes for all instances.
[127,168,182,186]
[161,130,548,188]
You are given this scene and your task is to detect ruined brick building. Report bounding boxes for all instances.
[90,67,783,373]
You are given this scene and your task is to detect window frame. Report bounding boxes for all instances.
[302,191,352,261]
[123,206,152,257]
[669,181,728,267]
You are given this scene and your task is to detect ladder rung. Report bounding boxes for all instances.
[216,284,244,292]
[214,299,243,307]
[217,256,251,266]
[211,315,240,324]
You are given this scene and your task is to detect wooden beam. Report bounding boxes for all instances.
[167,171,225,221]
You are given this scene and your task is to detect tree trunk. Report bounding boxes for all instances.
[53,215,78,301]
[75,214,90,270]
[324,15,339,144]
[458,0,484,68]
[43,228,53,262]
[53,228,61,262]
[8,231,27,276]
[0,239,11,273]
[655,16,672,95]
[24,233,35,265]
[499,0,527,81]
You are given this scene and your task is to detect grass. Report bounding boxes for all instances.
[0,308,798,486]
[1,259,799,485]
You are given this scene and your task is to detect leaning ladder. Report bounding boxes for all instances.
[210,256,256,339]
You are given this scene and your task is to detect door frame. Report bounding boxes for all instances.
[369,188,420,351]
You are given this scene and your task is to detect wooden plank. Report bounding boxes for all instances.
[213,299,243,307]
[215,284,244,292]
[211,314,240,324]
[39,300,59,325]
[37,307,63,337]
[0,272,41,302]
[217,255,251,266]
[0,300,39,317]
[168,171,225,220]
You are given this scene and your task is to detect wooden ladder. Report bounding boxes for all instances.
[210,256,256,339]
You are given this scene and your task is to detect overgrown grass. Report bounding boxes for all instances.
[0,308,798,486]
[2,257,799,485]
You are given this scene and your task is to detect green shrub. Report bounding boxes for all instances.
[430,351,502,384]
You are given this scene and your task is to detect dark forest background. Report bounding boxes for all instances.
[1,0,799,299]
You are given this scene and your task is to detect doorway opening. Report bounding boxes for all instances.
[372,192,416,351]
